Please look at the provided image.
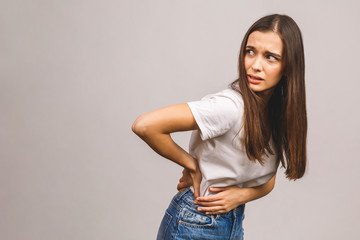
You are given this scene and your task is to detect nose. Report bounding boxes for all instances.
[251,56,263,72]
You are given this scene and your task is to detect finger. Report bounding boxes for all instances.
[195,195,221,202]
[193,185,200,199]
[177,186,189,191]
[208,187,227,192]
[192,180,201,199]
[197,206,223,213]
[193,183,201,199]
[195,200,224,207]
[177,182,187,190]
[205,210,226,215]
[177,182,184,190]
[178,187,187,192]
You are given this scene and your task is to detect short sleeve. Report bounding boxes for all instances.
[187,89,242,140]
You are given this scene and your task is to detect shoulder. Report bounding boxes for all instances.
[187,88,243,140]
[202,88,243,108]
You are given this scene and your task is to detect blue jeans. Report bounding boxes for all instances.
[156,187,245,240]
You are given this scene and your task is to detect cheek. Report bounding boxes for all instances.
[244,57,250,71]
[268,66,283,83]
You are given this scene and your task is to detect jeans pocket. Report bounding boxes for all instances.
[178,206,215,228]
[157,211,172,240]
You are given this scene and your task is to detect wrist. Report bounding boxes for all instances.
[184,156,199,173]
[239,186,269,204]
[241,188,254,203]
[234,187,253,204]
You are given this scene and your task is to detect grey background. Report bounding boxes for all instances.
[1,0,359,239]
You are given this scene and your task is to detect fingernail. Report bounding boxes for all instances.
[198,207,202,210]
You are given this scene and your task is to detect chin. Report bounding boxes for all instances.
[248,84,265,92]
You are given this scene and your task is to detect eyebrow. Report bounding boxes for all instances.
[246,45,282,59]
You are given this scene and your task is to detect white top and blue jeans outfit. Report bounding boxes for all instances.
[157,88,279,239]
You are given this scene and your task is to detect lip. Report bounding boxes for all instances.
[247,74,264,84]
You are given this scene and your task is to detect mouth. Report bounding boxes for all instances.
[247,74,264,84]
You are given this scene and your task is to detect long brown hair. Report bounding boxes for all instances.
[231,14,307,180]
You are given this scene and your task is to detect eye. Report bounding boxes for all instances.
[266,55,278,61]
[246,49,255,56]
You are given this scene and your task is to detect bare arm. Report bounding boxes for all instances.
[132,103,202,198]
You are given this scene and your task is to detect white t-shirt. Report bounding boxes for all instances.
[187,88,279,197]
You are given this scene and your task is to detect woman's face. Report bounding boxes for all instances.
[244,30,284,93]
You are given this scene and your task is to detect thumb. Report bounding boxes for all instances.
[193,182,200,199]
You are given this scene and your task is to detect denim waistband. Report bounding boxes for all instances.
[172,187,245,217]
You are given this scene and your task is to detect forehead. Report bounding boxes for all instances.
[246,31,283,55]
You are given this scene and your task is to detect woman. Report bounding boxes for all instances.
[132,14,306,240]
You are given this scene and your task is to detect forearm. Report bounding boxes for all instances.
[135,130,197,171]
[132,103,203,197]
[239,174,276,204]
[132,104,199,171]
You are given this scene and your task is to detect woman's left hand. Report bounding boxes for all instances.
[194,186,249,215]
[194,174,276,215]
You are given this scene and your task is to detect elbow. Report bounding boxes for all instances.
[269,183,275,193]
[131,115,150,137]
[268,178,276,193]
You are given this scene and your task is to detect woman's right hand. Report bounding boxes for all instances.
[177,168,192,192]
[177,166,202,198]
